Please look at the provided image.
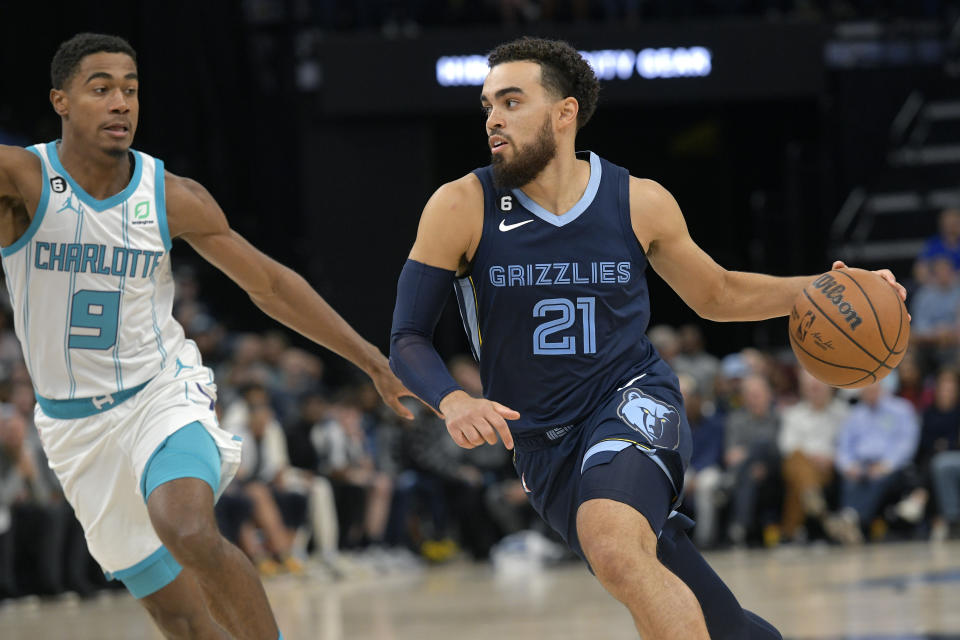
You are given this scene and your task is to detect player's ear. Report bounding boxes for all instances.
[557,96,579,130]
[50,89,69,118]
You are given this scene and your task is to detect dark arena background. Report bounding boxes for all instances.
[2,1,960,639]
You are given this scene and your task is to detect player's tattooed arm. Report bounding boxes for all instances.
[630,176,812,322]
[164,172,415,419]
[0,146,42,248]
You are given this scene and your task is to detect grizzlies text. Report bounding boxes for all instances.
[489,261,631,288]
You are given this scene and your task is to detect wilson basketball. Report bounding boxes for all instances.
[788,268,910,388]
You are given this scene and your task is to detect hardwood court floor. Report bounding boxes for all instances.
[3,541,960,639]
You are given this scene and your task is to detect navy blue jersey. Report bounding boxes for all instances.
[455,151,663,433]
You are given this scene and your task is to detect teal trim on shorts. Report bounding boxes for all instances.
[141,421,222,502]
[105,545,182,598]
[35,378,151,419]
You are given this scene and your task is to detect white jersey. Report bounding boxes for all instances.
[2,141,185,405]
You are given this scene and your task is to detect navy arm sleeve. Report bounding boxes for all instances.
[390,259,463,412]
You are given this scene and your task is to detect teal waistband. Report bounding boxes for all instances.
[36,379,152,419]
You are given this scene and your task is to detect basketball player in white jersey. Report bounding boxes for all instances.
[0,33,415,639]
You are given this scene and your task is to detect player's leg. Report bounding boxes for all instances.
[576,449,710,640]
[140,570,229,639]
[578,498,709,638]
[577,447,782,640]
[658,516,782,640]
[144,422,280,640]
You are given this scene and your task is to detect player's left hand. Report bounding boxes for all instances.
[831,260,908,303]
[369,364,418,420]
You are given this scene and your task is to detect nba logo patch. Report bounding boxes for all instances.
[50,176,66,193]
[616,389,681,450]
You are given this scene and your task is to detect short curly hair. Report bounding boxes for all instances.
[51,33,137,90]
[488,37,599,130]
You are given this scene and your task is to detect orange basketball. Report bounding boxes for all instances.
[788,268,910,388]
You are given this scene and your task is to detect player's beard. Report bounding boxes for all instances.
[491,116,556,191]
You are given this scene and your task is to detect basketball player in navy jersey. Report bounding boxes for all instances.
[0,34,415,639]
[390,37,906,639]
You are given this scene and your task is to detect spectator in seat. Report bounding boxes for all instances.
[674,324,720,402]
[311,393,393,552]
[678,373,725,548]
[828,381,919,544]
[0,407,72,596]
[926,369,960,538]
[914,207,960,285]
[910,255,960,370]
[778,371,847,543]
[724,375,781,546]
[223,385,308,576]
[895,351,935,413]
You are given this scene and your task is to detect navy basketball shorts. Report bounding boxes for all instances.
[512,371,692,561]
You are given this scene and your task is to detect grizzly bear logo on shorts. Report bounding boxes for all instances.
[616,389,680,450]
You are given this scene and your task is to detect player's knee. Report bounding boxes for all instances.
[155,515,224,570]
[581,530,658,594]
[594,549,659,595]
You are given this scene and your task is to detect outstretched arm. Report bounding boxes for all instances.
[164,172,414,419]
[631,178,905,322]
[391,175,518,450]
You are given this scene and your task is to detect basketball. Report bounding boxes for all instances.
[788,268,910,389]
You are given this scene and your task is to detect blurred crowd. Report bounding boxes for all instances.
[244,0,953,34]
[0,268,549,601]
[4,208,960,601]
[668,207,960,550]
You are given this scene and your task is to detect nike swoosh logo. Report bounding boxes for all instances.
[499,219,534,232]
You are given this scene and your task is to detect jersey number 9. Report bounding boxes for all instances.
[68,290,121,350]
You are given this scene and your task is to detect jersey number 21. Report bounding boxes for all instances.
[533,297,596,355]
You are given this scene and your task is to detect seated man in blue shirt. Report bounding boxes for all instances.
[827,382,919,544]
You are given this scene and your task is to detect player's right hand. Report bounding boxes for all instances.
[368,359,418,420]
[439,390,518,450]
